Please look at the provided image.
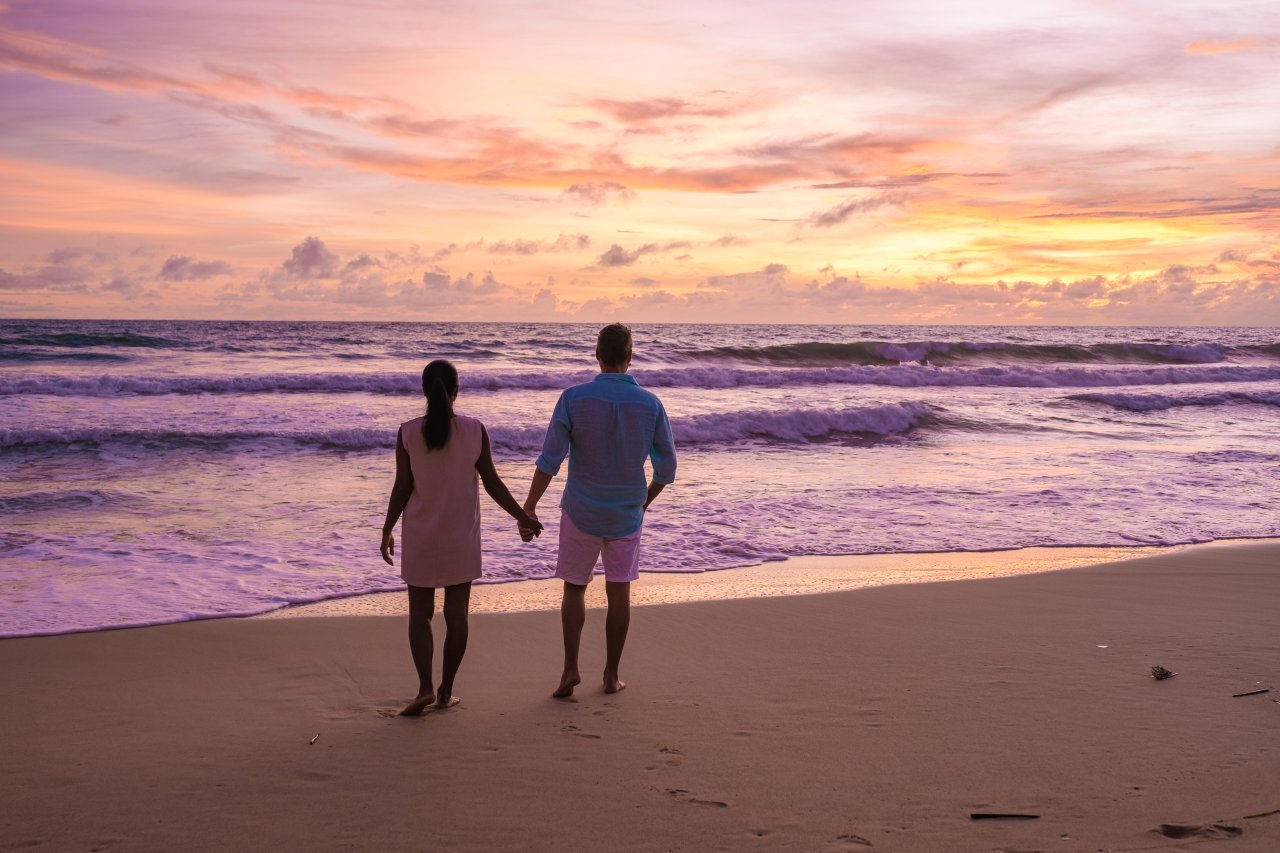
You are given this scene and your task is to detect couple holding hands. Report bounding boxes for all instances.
[380,324,677,715]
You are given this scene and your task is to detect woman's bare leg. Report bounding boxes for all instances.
[435,582,471,709]
[400,585,436,716]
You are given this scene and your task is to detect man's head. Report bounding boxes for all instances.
[595,322,633,371]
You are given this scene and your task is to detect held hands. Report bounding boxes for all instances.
[518,507,542,542]
[380,530,395,565]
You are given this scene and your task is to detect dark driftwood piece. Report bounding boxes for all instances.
[970,813,1040,820]
[1231,688,1270,698]
[1244,808,1280,820]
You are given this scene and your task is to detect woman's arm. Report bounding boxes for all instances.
[476,425,543,536]
[380,428,415,564]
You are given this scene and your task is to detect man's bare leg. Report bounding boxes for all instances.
[603,580,630,693]
[553,581,587,698]
[435,582,471,709]
[400,585,436,715]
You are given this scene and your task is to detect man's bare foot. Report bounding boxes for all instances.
[433,695,461,711]
[603,671,626,694]
[399,692,435,716]
[552,671,581,699]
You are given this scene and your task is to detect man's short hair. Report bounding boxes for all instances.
[596,322,633,367]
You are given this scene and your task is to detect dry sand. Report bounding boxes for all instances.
[3,540,1278,852]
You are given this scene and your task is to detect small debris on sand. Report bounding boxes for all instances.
[970,813,1039,821]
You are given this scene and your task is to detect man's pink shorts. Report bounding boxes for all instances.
[554,511,642,585]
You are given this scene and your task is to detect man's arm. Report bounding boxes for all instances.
[520,468,554,542]
[522,393,570,539]
[645,401,677,510]
[524,467,554,514]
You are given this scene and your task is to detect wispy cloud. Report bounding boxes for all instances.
[595,241,693,267]
[808,192,905,227]
[489,234,591,255]
[588,96,735,124]
[564,181,636,205]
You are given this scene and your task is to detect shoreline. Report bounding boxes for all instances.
[6,538,1275,639]
[260,538,1241,619]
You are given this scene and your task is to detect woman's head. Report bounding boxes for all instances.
[421,359,458,450]
[422,359,459,400]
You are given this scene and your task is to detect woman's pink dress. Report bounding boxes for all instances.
[398,414,484,588]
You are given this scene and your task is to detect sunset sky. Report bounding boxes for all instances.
[1,0,1278,324]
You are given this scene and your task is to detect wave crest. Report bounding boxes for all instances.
[1069,390,1280,412]
[680,339,1243,367]
[7,363,1280,398]
[0,403,934,453]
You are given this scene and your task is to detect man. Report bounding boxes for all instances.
[522,323,677,698]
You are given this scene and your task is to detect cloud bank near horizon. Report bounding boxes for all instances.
[3,236,1276,326]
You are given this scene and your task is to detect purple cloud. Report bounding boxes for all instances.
[0,262,94,292]
[159,255,233,281]
[808,192,905,227]
[280,237,339,279]
[594,241,692,267]
[564,182,637,206]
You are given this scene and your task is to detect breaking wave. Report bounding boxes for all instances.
[8,364,1280,397]
[679,340,1272,367]
[0,402,935,453]
[1068,390,1280,412]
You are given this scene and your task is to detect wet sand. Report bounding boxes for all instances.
[260,543,1181,617]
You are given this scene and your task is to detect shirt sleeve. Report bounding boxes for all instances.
[649,399,677,484]
[535,392,572,476]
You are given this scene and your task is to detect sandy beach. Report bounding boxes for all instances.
[4,540,1278,852]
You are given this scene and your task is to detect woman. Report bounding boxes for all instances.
[381,359,541,715]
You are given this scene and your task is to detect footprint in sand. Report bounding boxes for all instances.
[665,787,728,808]
[378,697,461,718]
[560,722,601,739]
[1155,823,1241,840]
[832,833,873,847]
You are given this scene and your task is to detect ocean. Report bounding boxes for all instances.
[2,319,1278,637]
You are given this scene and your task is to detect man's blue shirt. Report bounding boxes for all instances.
[535,373,677,538]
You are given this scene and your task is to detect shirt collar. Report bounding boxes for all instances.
[594,372,637,385]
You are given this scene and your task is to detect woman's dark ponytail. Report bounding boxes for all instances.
[421,359,458,451]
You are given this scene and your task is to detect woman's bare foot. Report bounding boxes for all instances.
[603,671,627,694]
[399,692,436,716]
[552,670,581,699]
[433,695,461,711]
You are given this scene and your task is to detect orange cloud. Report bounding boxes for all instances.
[1185,38,1272,55]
